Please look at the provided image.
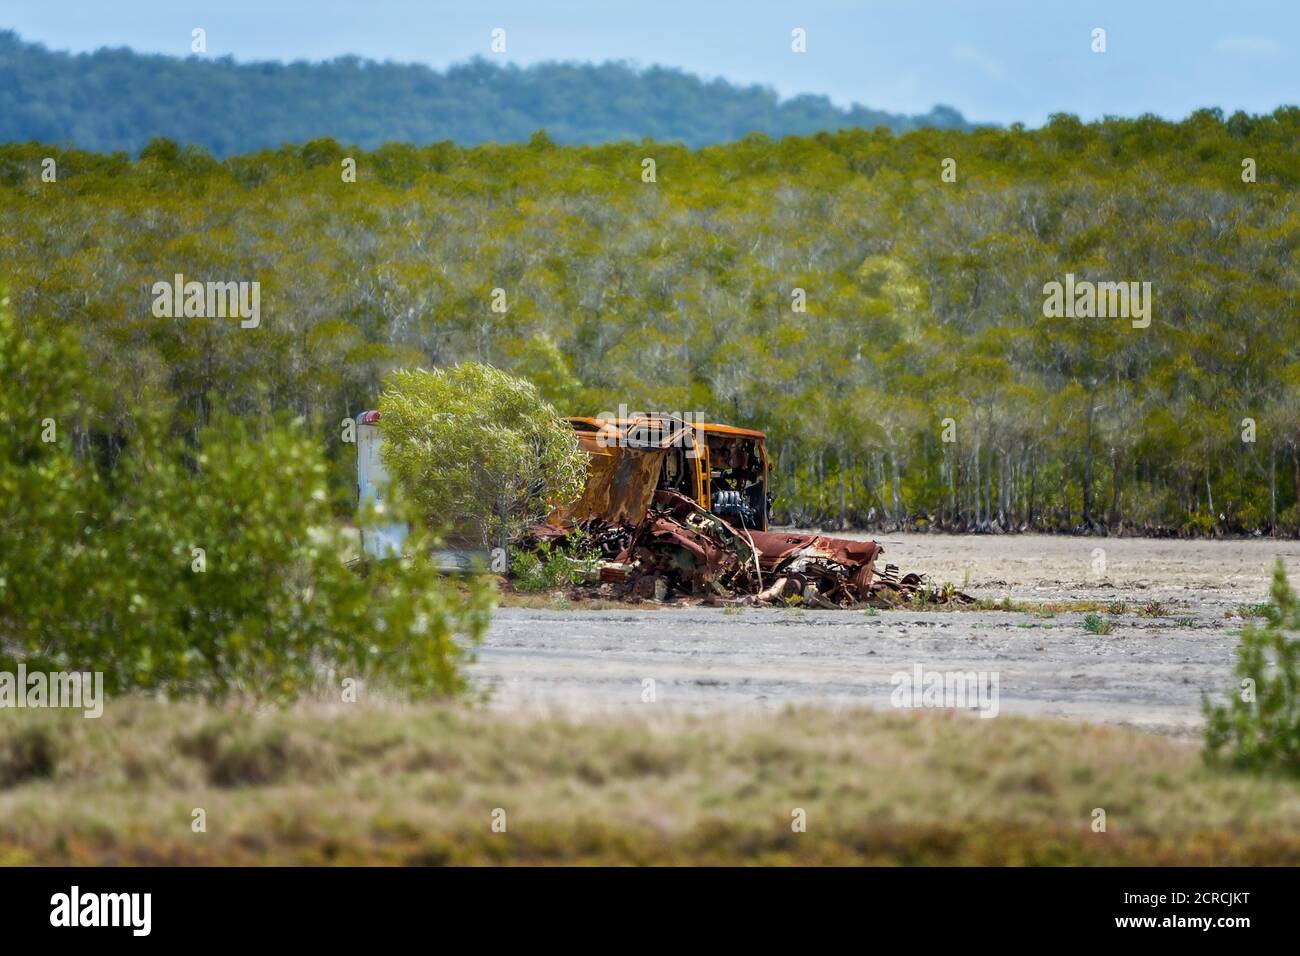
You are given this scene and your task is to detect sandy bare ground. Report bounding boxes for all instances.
[471,535,1300,735]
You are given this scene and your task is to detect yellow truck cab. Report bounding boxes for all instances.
[563,415,770,531]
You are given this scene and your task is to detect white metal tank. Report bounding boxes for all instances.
[355,410,409,558]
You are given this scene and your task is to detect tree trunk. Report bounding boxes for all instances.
[1081,398,1096,528]
[874,455,888,524]
[950,452,958,522]
[1270,442,1278,535]
[837,464,846,530]
[1107,449,1122,529]
[816,446,825,519]
[1027,451,1037,527]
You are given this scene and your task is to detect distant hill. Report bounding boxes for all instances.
[0,31,978,155]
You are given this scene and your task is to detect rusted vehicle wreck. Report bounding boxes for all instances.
[530,415,953,608]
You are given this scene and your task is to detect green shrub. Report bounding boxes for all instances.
[377,364,587,549]
[510,530,602,593]
[1181,512,1218,537]
[1203,560,1300,776]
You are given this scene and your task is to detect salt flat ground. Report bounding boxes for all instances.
[472,535,1300,735]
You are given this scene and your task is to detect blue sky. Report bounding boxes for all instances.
[5,0,1297,125]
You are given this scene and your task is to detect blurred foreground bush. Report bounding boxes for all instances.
[0,303,491,701]
[1204,559,1300,776]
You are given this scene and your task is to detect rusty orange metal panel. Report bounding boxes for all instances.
[549,435,667,527]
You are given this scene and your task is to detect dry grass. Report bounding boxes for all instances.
[2,700,1298,865]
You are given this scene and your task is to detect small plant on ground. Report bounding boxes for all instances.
[1236,603,1272,620]
[1082,613,1113,635]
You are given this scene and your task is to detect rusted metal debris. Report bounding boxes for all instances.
[525,489,970,609]
[520,413,968,608]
